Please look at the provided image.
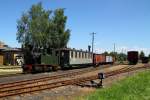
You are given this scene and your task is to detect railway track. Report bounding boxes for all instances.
[0,65,114,91]
[0,64,114,88]
[106,64,149,77]
[0,64,149,98]
[74,64,150,86]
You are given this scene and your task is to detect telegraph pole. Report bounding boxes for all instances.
[91,32,96,53]
[114,43,116,60]
[114,43,116,54]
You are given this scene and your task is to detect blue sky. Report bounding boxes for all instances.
[0,0,150,55]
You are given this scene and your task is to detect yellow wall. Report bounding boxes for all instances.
[0,55,4,65]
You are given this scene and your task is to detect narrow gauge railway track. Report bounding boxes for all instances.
[73,64,150,85]
[106,64,150,77]
[0,64,113,89]
[0,64,149,98]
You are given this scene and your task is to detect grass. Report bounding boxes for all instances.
[78,70,150,100]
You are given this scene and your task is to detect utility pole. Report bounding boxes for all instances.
[114,43,116,54]
[114,43,116,60]
[91,32,96,53]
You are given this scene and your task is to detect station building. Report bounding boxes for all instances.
[0,41,23,65]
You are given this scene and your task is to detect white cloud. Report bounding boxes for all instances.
[94,48,106,53]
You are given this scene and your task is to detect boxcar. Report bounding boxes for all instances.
[93,54,106,66]
[106,56,114,64]
[127,51,138,65]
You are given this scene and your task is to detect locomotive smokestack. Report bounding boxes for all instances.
[88,45,91,52]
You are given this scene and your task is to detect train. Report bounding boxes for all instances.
[22,47,114,73]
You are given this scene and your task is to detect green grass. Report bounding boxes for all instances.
[79,70,150,100]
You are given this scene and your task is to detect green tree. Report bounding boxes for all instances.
[103,51,109,56]
[50,8,70,48]
[139,51,145,59]
[109,52,117,59]
[16,2,70,50]
[117,53,127,63]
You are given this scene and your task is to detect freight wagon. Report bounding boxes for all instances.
[141,57,149,63]
[106,56,114,64]
[127,51,139,65]
[93,54,114,66]
[93,54,106,66]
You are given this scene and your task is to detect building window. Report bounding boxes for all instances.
[75,51,77,58]
[79,52,81,58]
[90,54,92,58]
[71,51,73,58]
[47,49,52,55]
[62,52,64,56]
[55,51,58,56]
[77,52,79,58]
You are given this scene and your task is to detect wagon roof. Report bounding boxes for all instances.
[56,48,93,53]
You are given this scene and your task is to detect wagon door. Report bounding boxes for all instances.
[60,50,69,68]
